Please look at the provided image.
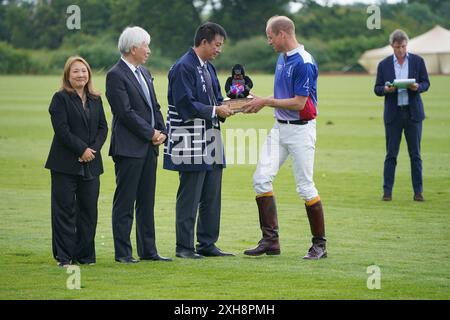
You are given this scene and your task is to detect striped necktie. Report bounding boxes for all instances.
[203,63,216,104]
[203,63,219,126]
[135,67,155,126]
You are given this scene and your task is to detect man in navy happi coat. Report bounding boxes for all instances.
[164,22,235,259]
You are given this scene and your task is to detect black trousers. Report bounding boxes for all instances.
[175,168,222,253]
[112,146,158,260]
[384,107,423,194]
[51,171,99,264]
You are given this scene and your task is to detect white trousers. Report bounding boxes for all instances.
[253,120,319,201]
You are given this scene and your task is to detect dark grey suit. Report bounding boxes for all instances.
[106,59,166,260]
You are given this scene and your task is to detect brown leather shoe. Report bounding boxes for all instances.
[243,195,280,256]
[244,239,280,256]
[414,193,424,201]
[382,193,392,201]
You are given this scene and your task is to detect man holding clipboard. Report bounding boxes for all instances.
[374,29,430,202]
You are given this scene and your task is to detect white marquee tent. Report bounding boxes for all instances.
[358,25,450,74]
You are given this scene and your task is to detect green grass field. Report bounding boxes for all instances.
[0,73,449,299]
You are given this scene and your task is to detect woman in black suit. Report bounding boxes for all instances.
[45,56,108,267]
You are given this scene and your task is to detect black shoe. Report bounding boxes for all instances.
[176,250,203,259]
[197,246,235,257]
[115,257,139,264]
[140,254,172,262]
[56,261,72,268]
[382,193,392,201]
[74,259,96,265]
[414,193,424,201]
[76,261,96,266]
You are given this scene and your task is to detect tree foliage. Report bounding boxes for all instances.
[0,0,448,73]
[207,0,291,41]
[110,0,201,59]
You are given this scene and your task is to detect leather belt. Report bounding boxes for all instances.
[277,119,309,125]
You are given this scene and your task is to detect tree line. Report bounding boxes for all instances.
[0,0,449,74]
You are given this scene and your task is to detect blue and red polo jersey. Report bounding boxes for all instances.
[274,46,318,121]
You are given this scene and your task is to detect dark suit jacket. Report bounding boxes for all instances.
[374,53,430,124]
[45,90,108,176]
[106,59,166,158]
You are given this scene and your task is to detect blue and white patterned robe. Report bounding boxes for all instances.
[164,48,226,172]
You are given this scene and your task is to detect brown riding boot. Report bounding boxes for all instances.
[243,195,280,256]
[303,200,327,259]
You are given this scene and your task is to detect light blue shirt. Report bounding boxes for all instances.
[121,57,150,93]
[393,53,409,106]
[121,57,154,125]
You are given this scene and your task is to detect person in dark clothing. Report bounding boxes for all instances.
[45,56,108,267]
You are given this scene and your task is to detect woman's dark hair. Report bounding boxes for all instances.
[194,22,227,47]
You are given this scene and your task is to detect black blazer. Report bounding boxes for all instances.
[106,59,166,158]
[45,90,108,176]
[374,53,430,124]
